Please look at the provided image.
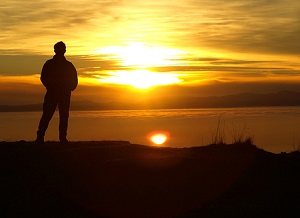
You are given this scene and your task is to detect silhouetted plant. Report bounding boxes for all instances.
[228,122,253,145]
[210,116,254,146]
[244,136,254,145]
[210,116,226,145]
[292,133,300,151]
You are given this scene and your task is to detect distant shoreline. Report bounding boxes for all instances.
[1,91,300,112]
[1,104,300,113]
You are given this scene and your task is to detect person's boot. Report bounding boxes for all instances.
[35,133,44,144]
[59,133,69,144]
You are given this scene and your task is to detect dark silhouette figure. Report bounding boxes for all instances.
[35,41,78,144]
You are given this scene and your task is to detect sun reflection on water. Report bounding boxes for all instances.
[148,131,170,146]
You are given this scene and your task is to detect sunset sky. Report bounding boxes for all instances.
[1,0,300,105]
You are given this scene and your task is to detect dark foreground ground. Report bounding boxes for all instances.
[0,141,299,218]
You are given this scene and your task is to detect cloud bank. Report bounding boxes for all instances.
[1,0,300,54]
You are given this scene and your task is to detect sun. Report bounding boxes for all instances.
[148,131,170,145]
[99,70,182,89]
[95,42,184,89]
[96,42,183,68]
[151,134,168,145]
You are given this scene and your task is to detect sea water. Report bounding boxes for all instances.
[1,107,300,153]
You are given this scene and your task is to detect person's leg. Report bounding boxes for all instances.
[58,91,71,143]
[36,91,58,143]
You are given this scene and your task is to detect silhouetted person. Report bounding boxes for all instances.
[35,41,78,144]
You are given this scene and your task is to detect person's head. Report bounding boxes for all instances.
[54,41,66,55]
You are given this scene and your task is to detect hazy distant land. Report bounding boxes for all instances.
[1,140,299,217]
[1,91,300,112]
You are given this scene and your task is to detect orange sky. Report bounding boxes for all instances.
[1,0,300,105]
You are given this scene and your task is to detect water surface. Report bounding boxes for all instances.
[1,107,300,153]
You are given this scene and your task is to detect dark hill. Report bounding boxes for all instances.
[0,141,299,217]
[1,91,300,111]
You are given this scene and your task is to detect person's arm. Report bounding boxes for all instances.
[69,63,78,91]
[40,61,51,89]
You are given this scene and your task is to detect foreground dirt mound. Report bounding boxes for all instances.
[0,141,299,217]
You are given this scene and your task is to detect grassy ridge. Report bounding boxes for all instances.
[0,141,299,217]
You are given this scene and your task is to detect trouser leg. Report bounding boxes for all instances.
[58,92,71,139]
[37,91,58,136]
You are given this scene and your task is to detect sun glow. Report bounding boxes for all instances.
[99,70,182,89]
[96,42,183,68]
[95,43,184,88]
[148,131,170,145]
